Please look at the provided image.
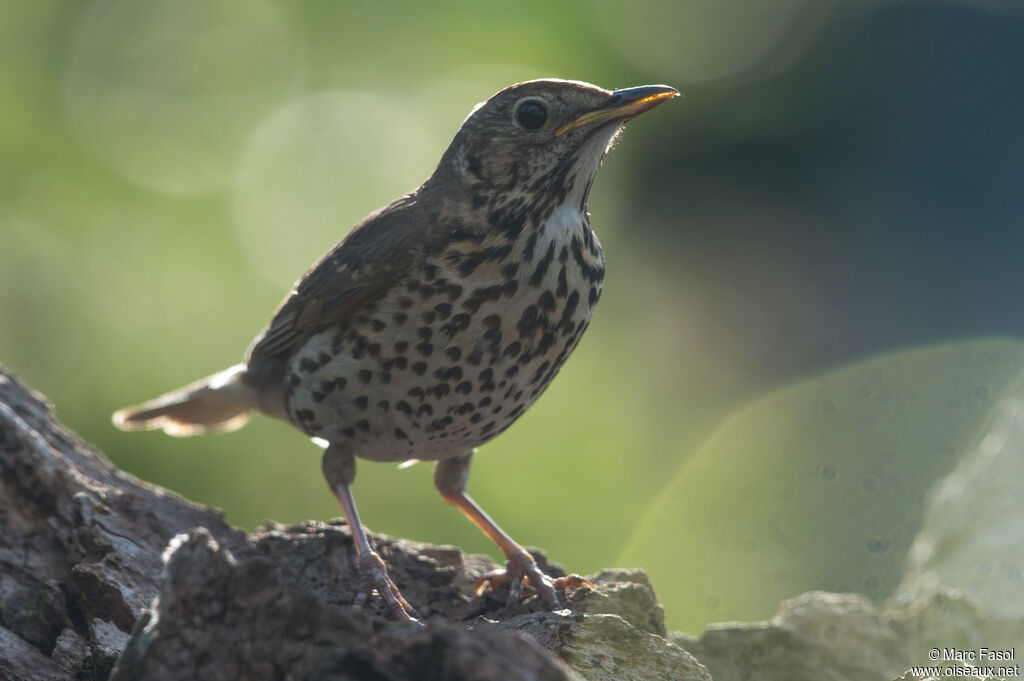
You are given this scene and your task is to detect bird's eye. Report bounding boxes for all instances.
[514,100,548,131]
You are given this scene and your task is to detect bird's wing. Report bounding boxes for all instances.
[246,194,430,366]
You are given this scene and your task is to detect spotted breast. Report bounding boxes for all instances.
[285,200,604,462]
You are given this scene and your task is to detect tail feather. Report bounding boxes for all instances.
[112,364,257,437]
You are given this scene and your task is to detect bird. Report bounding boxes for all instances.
[113,79,678,621]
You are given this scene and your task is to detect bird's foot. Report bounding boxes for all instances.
[353,550,421,622]
[474,548,593,611]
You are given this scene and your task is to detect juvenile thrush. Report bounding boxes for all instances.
[113,79,677,621]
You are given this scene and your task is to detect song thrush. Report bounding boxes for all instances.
[113,79,678,621]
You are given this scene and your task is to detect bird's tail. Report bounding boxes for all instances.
[112,364,258,437]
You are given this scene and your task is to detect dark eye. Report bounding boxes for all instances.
[514,100,548,131]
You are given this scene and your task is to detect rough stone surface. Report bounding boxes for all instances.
[898,370,1024,619]
[0,367,245,680]
[0,366,707,681]
[676,589,1022,681]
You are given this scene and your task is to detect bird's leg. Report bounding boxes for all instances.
[322,444,420,622]
[434,451,592,611]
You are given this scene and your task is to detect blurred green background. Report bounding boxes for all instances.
[2,0,1023,634]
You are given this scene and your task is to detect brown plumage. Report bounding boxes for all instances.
[114,79,677,620]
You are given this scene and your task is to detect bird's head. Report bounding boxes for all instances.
[430,79,678,216]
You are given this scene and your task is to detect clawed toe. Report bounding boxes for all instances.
[354,550,421,622]
[475,549,593,611]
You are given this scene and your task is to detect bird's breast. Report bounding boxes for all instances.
[284,204,605,462]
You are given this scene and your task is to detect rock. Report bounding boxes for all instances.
[674,591,908,681]
[0,366,245,680]
[898,369,1024,622]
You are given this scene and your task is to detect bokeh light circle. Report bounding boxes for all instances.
[65,0,300,196]
[231,90,439,288]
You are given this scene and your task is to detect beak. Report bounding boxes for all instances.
[555,84,679,137]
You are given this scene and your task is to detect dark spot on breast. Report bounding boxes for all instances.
[478,396,492,408]
[354,396,369,410]
[333,377,347,390]
[356,419,370,432]
[417,403,434,417]
[461,297,482,313]
[288,373,301,387]
[445,347,462,362]
[517,306,538,337]
[531,361,551,385]
[358,370,372,384]
[589,286,599,306]
[502,262,519,279]
[473,285,502,302]
[483,326,502,348]
[393,312,408,325]
[502,280,518,297]
[441,313,472,340]
[455,381,472,394]
[523,231,538,262]
[486,243,513,262]
[434,302,452,320]
[408,386,425,400]
[431,383,451,398]
[559,245,569,263]
[395,427,409,440]
[394,341,409,354]
[458,250,488,277]
[537,290,556,312]
[399,296,414,309]
[470,413,483,423]
[415,343,433,357]
[529,242,556,287]
[396,401,412,415]
[537,333,555,355]
[412,361,427,375]
[370,319,386,332]
[560,290,580,327]
[295,408,314,422]
[299,358,319,373]
[556,266,568,297]
[367,343,381,358]
[342,427,356,438]
[352,336,368,359]
[504,364,519,378]
[447,283,463,301]
[503,341,521,358]
[393,356,408,370]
